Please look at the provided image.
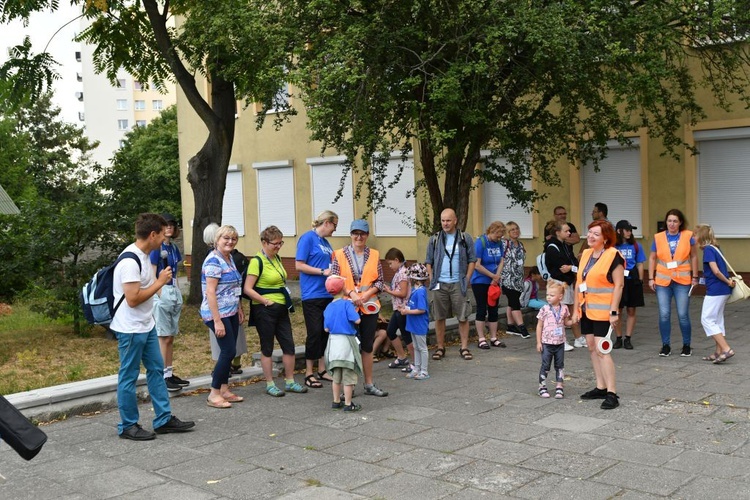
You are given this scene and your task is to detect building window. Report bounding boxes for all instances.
[373,152,416,236]
[267,82,289,114]
[116,99,128,110]
[483,180,534,237]
[152,100,163,110]
[135,120,147,127]
[222,170,246,237]
[117,119,128,131]
[116,78,126,89]
[580,139,642,237]
[134,81,143,91]
[134,100,145,111]
[308,156,354,233]
[695,128,750,237]
[253,161,296,236]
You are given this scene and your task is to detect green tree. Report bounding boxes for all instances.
[97,105,181,235]
[283,0,750,231]
[0,93,115,336]
[2,1,289,303]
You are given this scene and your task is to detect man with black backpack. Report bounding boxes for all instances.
[111,213,195,441]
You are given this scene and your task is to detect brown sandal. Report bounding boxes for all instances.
[459,348,473,360]
[432,347,446,360]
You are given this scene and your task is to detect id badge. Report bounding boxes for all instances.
[667,261,678,269]
[624,269,630,277]
[431,283,441,291]
[234,288,241,296]
[554,327,564,337]
[579,283,587,293]
[699,277,706,285]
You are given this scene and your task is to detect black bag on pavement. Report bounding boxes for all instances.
[0,395,47,460]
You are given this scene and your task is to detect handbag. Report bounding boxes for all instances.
[709,246,750,304]
[0,395,48,461]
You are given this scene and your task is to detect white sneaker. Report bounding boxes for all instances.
[564,341,574,351]
[574,337,588,348]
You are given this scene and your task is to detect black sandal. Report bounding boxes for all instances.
[432,347,446,360]
[490,338,506,348]
[459,348,473,360]
[317,370,334,382]
[478,339,490,350]
[304,375,323,388]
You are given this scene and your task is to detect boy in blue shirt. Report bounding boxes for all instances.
[323,275,363,411]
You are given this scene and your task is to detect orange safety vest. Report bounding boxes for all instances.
[653,230,693,286]
[576,247,620,321]
[334,247,381,314]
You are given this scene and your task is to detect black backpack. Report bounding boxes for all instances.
[80,252,141,325]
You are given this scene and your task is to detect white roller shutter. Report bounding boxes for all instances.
[695,128,750,237]
[581,139,642,237]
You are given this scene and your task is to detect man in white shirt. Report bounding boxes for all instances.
[111,213,195,440]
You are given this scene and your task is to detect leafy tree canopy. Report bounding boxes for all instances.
[97,104,181,234]
[281,0,750,230]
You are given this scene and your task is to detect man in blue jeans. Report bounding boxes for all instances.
[110,213,195,440]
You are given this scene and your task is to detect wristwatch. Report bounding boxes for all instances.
[610,311,619,316]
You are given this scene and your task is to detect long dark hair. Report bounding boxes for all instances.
[665,208,687,232]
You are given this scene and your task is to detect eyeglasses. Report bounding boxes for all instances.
[328,220,338,230]
[351,231,368,238]
[264,240,284,247]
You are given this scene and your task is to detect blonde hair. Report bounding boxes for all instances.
[214,225,238,245]
[694,224,717,248]
[546,279,567,294]
[312,210,338,229]
[486,221,505,235]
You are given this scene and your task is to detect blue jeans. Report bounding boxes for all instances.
[206,314,239,389]
[114,327,171,435]
[655,282,691,346]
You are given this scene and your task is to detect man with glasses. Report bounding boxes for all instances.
[551,206,580,247]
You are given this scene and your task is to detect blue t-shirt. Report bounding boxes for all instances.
[651,232,696,255]
[296,229,334,300]
[200,250,242,321]
[324,299,360,335]
[438,232,460,284]
[703,246,732,297]
[149,242,181,287]
[470,234,504,285]
[615,242,646,276]
[405,286,429,335]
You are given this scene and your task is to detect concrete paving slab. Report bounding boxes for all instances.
[353,470,464,499]
[534,412,610,433]
[376,447,474,478]
[512,474,622,500]
[294,457,394,490]
[593,461,695,496]
[663,449,750,479]
[591,437,684,466]
[442,461,542,494]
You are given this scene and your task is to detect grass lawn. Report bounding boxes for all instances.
[0,301,312,395]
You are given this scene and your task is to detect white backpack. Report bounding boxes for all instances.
[536,243,558,280]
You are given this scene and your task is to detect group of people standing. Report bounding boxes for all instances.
[108,203,739,437]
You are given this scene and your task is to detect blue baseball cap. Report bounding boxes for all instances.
[350,219,370,233]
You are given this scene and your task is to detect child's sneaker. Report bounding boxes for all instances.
[554,387,564,399]
[414,372,430,380]
[405,369,419,379]
[331,401,344,410]
[539,386,550,398]
[401,364,415,373]
[343,403,362,412]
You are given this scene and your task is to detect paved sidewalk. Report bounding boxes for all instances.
[2,295,750,498]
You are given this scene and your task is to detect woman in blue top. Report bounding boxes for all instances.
[695,224,735,364]
[614,220,646,349]
[471,221,506,349]
[295,210,338,388]
[201,225,245,408]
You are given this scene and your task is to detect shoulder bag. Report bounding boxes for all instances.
[709,245,750,304]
